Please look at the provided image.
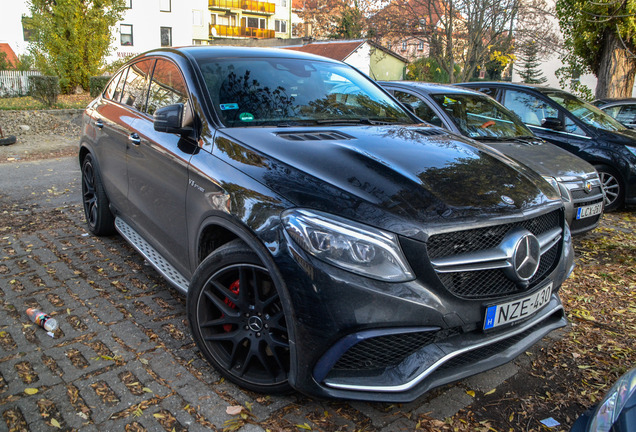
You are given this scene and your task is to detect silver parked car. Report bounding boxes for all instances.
[381,81,604,235]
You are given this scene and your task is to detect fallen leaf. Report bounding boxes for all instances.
[24,388,38,395]
[226,405,243,415]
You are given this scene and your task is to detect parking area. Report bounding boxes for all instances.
[0,153,634,432]
[0,197,536,431]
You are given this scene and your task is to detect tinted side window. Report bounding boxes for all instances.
[112,68,128,103]
[564,116,586,136]
[502,90,558,126]
[121,59,155,112]
[475,87,497,98]
[617,105,636,125]
[104,71,123,100]
[147,59,189,115]
[393,90,442,126]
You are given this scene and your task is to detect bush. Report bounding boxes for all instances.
[29,75,59,107]
[90,75,111,97]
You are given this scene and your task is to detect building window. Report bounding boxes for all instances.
[418,41,424,50]
[124,0,132,8]
[387,43,391,50]
[275,20,287,33]
[192,10,202,25]
[401,42,407,50]
[120,24,133,46]
[160,27,172,47]
[246,17,265,29]
[276,0,287,6]
[160,0,171,12]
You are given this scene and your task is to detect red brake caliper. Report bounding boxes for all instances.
[223,280,240,332]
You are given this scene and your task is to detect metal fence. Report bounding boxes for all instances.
[0,70,41,98]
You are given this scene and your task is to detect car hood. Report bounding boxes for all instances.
[215,125,561,240]
[478,137,597,181]
[595,126,636,145]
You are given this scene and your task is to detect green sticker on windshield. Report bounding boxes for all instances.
[239,112,254,122]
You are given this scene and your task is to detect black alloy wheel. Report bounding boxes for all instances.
[81,153,115,235]
[188,240,291,393]
[596,164,624,212]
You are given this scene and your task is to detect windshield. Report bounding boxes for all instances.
[430,93,532,139]
[195,57,414,127]
[545,91,626,131]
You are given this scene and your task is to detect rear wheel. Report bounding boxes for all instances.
[81,153,115,235]
[187,240,291,393]
[595,164,624,212]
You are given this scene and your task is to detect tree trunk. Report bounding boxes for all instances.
[595,29,636,99]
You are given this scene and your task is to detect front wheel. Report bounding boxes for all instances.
[187,240,291,394]
[595,164,624,212]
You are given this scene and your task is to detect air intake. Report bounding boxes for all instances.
[276,131,354,141]
[414,128,446,137]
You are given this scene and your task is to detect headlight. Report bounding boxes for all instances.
[282,209,415,282]
[542,176,570,201]
[626,146,636,157]
[587,368,636,432]
[542,176,560,194]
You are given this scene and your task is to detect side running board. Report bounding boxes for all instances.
[114,217,189,294]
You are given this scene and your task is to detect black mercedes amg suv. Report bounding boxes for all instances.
[80,46,574,402]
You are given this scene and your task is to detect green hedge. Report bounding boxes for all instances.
[29,75,59,107]
[90,75,112,97]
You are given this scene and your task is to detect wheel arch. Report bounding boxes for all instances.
[192,213,299,383]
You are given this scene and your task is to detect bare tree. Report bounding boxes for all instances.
[370,0,559,82]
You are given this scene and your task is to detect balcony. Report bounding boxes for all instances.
[209,0,275,15]
[210,24,275,39]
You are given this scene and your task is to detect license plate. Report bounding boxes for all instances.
[483,283,553,330]
[576,202,602,219]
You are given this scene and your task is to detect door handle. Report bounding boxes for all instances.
[94,120,104,129]
[129,133,141,146]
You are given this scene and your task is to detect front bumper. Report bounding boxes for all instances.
[274,215,574,402]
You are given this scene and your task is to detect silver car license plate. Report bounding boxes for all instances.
[576,202,602,219]
[483,283,553,330]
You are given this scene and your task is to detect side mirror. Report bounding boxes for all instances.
[154,103,190,134]
[541,117,564,131]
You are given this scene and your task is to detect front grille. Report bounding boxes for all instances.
[436,242,560,299]
[332,328,461,371]
[427,210,560,259]
[571,186,602,200]
[427,210,562,300]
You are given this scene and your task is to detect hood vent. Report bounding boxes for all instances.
[414,128,446,137]
[276,131,354,141]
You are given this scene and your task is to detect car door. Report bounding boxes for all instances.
[500,88,597,163]
[89,67,139,210]
[125,57,196,277]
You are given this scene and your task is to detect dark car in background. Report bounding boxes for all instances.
[457,82,636,211]
[80,46,574,402]
[571,367,636,432]
[593,98,636,129]
[380,81,604,235]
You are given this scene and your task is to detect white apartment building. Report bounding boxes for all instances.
[1,0,293,66]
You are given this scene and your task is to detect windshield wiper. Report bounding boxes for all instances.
[314,118,403,126]
[315,118,374,125]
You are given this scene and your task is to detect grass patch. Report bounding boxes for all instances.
[0,94,93,110]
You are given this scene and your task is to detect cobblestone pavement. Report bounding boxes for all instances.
[0,160,542,432]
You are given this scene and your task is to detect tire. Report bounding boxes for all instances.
[595,164,624,212]
[187,239,292,394]
[81,153,116,235]
[0,135,17,146]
